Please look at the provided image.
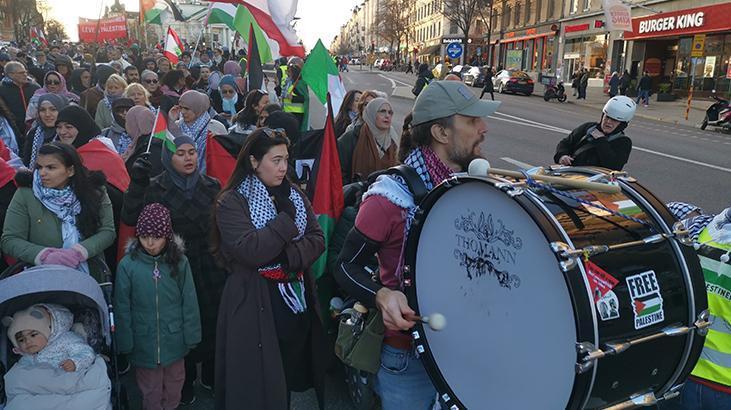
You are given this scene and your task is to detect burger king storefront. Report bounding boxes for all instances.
[623,1,731,96]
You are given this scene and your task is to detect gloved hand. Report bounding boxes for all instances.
[40,248,84,268]
[270,182,296,221]
[130,155,152,183]
[276,198,296,221]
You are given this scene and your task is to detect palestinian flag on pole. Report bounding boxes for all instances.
[633,293,663,317]
[141,0,185,24]
[302,39,348,116]
[307,93,344,280]
[163,26,183,64]
[245,23,264,92]
[232,4,273,64]
[151,110,176,152]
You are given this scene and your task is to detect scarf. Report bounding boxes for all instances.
[102,92,122,112]
[31,71,80,103]
[117,132,133,155]
[237,175,309,313]
[179,112,211,172]
[222,92,238,117]
[0,116,18,155]
[162,136,201,199]
[29,126,57,168]
[362,98,399,157]
[32,171,89,273]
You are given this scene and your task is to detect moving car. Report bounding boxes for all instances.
[493,70,535,95]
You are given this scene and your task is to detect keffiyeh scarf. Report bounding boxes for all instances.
[117,132,133,155]
[32,171,89,273]
[29,126,56,168]
[0,116,18,155]
[179,112,211,173]
[237,175,309,313]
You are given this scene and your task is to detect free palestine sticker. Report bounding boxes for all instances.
[626,270,665,329]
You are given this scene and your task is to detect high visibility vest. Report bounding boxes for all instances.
[691,227,731,387]
[279,65,288,89]
[282,81,305,114]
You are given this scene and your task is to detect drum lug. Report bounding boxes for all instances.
[671,222,695,247]
[494,182,524,197]
[695,310,711,336]
[575,342,601,374]
[550,242,578,272]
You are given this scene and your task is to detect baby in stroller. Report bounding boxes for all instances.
[3,304,95,373]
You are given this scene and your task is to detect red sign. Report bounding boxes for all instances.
[78,16,128,43]
[526,28,537,35]
[565,23,590,33]
[624,3,731,40]
[583,260,620,303]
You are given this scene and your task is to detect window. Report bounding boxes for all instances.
[534,37,543,70]
[514,2,521,26]
[504,3,512,28]
[583,0,591,11]
[536,0,542,22]
[548,0,555,18]
[570,0,579,14]
[438,21,441,35]
[450,21,459,34]
[543,36,555,70]
[525,0,532,24]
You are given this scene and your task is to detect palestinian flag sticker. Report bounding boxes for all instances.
[626,270,665,329]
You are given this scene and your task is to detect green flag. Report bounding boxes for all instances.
[301,40,347,113]
[233,5,273,64]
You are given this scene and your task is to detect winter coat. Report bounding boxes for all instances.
[100,122,126,154]
[210,90,246,117]
[0,78,40,134]
[413,72,434,97]
[21,126,55,167]
[337,122,363,185]
[123,135,164,178]
[114,237,201,368]
[94,99,114,130]
[120,170,224,360]
[214,189,327,410]
[639,75,652,91]
[554,121,632,171]
[11,304,96,371]
[1,171,116,281]
[79,87,104,119]
[620,75,631,92]
[609,75,620,96]
[580,72,589,87]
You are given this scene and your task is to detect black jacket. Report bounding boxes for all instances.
[336,122,363,185]
[0,80,40,134]
[554,122,632,171]
[638,75,652,91]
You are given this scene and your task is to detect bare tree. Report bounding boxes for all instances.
[442,0,493,59]
[374,0,412,63]
[45,19,68,41]
[10,0,44,44]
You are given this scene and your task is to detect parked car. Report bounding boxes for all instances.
[463,66,482,86]
[493,70,535,95]
[350,58,361,65]
[373,59,384,69]
[380,59,394,71]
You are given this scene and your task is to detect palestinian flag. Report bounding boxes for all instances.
[205,135,239,186]
[141,0,185,24]
[77,139,130,193]
[614,199,643,216]
[245,22,264,92]
[302,39,347,116]
[633,293,663,317]
[163,26,183,65]
[151,110,176,152]
[307,94,344,280]
[232,4,273,64]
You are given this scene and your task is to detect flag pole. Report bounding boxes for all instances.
[146,111,161,153]
[189,26,203,69]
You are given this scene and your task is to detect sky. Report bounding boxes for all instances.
[46,0,361,50]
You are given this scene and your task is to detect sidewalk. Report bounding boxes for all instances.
[560,86,709,127]
[376,69,711,127]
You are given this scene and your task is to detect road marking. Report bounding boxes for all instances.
[378,73,412,87]
[492,112,731,174]
[493,112,569,133]
[378,74,396,90]
[500,157,536,169]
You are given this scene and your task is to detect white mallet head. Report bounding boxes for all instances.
[424,313,447,331]
[468,158,491,177]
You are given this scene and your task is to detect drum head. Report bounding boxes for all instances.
[409,179,578,408]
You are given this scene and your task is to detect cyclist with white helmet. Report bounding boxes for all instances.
[554,96,637,171]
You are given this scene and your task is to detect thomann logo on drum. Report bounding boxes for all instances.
[626,270,665,330]
[453,211,522,289]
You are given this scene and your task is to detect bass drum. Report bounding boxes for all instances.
[402,167,707,409]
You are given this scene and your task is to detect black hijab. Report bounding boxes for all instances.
[56,105,102,148]
[162,135,201,199]
[69,68,90,96]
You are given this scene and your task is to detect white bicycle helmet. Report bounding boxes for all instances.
[603,96,637,122]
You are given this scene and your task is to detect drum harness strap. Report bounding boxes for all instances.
[519,170,656,233]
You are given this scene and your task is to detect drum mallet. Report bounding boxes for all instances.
[408,313,447,331]
[468,158,621,194]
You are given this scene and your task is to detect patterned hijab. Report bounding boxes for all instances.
[32,71,80,103]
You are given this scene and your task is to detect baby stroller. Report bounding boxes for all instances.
[0,264,127,409]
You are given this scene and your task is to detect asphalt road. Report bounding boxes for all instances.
[343,68,731,215]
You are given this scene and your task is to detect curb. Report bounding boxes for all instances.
[390,86,415,101]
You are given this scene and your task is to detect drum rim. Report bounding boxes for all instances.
[402,175,598,409]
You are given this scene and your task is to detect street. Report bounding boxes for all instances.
[342,68,730,215]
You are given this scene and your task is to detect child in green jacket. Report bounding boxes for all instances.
[114,203,201,410]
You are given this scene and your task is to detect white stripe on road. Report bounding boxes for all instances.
[500,157,536,169]
[378,74,396,90]
[378,73,413,87]
[489,112,731,174]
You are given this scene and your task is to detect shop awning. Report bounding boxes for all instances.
[419,45,441,56]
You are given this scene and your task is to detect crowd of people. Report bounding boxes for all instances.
[0,39,727,410]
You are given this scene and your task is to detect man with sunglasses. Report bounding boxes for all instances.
[554,95,637,171]
[336,81,501,409]
[0,61,40,134]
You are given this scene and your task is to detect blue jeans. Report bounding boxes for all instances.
[660,379,731,410]
[637,90,650,105]
[375,344,437,410]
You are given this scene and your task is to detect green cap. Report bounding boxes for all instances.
[412,80,501,126]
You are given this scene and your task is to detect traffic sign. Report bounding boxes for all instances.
[691,34,705,57]
[446,42,463,59]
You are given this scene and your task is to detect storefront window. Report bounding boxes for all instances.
[534,37,543,71]
[525,39,534,71]
[544,36,555,71]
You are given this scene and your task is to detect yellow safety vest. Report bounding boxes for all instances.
[691,227,731,387]
[282,83,305,114]
[279,65,288,89]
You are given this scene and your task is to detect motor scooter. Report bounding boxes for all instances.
[700,90,731,131]
[543,81,567,102]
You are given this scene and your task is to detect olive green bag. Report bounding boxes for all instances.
[334,309,385,374]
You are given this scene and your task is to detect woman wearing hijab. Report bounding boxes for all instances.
[140,70,163,108]
[344,90,386,134]
[337,97,399,184]
[210,75,246,128]
[212,128,326,410]
[121,135,226,404]
[100,98,135,155]
[25,71,81,125]
[95,74,129,130]
[22,94,69,168]
[167,90,227,175]
[69,68,92,97]
[1,142,115,282]
[121,105,163,177]
[223,60,246,94]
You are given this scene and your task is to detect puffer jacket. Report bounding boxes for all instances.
[15,304,96,372]
[114,236,201,369]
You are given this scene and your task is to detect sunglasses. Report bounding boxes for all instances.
[261,127,287,139]
[45,80,61,85]
[144,79,159,84]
